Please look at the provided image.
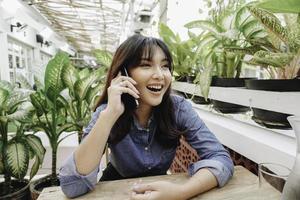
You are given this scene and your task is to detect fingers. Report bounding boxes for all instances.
[119,80,140,95]
[120,87,140,99]
[112,74,137,85]
[132,183,154,193]
[130,191,152,200]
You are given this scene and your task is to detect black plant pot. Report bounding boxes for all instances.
[245,79,300,129]
[30,175,60,200]
[192,96,211,105]
[211,77,253,114]
[0,180,30,200]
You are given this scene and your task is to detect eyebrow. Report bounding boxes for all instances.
[140,58,169,62]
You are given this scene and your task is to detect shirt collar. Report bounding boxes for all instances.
[132,114,154,131]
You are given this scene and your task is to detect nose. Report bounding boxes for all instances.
[152,66,164,80]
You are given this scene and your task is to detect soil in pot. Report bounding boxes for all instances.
[30,175,60,200]
[0,180,30,200]
[245,79,300,129]
[211,77,253,114]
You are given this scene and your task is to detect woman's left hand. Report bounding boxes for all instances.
[130,181,186,200]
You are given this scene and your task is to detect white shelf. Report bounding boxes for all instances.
[172,82,298,170]
[173,81,300,116]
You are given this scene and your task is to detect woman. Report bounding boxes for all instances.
[59,34,234,199]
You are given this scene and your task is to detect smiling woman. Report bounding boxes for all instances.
[59,34,234,200]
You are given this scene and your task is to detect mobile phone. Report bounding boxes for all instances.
[121,67,139,109]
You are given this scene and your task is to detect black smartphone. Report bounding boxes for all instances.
[121,67,138,109]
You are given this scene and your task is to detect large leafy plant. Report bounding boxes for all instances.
[0,80,45,193]
[245,1,300,79]
[185,1,267,98]
[29,52,76,182]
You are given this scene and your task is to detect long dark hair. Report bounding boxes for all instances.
[94,34,183,147]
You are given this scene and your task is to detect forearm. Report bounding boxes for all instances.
[74,108,119,175]
[180,168,218,199]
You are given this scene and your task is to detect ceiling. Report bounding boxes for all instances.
[24,0,158,53]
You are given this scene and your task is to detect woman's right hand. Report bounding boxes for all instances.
[105,73,140,118]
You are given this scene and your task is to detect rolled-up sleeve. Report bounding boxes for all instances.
[59,153,98,198]
[175,97,234,187]
[59,104,107,198]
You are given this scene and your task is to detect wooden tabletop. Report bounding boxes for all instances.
[37,166,281,200]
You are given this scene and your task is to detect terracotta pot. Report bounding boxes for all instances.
[30,175,59,200]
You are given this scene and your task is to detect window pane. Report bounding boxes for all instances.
[16,56,20,68]
[8,54,13,69]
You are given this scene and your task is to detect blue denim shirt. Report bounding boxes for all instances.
[59,95,234,198]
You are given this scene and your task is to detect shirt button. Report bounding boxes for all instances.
[148,167,152,170]
[144,147,149,151]
[146,128,150,132]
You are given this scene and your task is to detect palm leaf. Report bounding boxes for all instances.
[5,140,29,179]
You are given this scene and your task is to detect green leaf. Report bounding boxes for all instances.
[86,84,102,106]
[7,103,34,122]
[25,135,45,163]
[30,92,46,117]
[247,6,289,45]
[250,50,294,68]
[256,0,300,14]
[185,20,224,35]
[92,50,113,68]
[30,156,40,179]
[45,52,69,101]
[74,69,103,100]
[0,87,9,110]
[62,63,79,94]
[5,140,29,179]
[0,80,13,92]
[0,140,4,174]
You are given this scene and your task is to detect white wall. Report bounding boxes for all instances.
[0,0,75,82]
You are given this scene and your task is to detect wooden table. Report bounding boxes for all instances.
[37,166,281,200]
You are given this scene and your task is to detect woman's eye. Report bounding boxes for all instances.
[161,65,170,70]
[140,64,151,67]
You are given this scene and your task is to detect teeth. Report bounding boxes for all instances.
[148,85,162,89]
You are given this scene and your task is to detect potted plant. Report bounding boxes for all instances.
[0,80,45,200]
[29,52,76,199]
[244,1,300,129]
[185,1,265,113]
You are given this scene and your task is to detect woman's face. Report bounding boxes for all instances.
[129,46,172,107]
